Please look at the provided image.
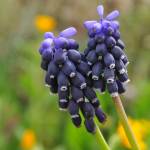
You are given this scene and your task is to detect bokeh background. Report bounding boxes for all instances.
[0,0,150,150]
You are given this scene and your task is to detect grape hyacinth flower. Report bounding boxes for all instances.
[38,4,140,150]
[83,5,130,98]
[38,27,106,134]
[83,5,139,150]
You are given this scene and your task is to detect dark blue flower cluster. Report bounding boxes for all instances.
[38,27,106,133]
[83,5,130,97]
[38,5,130,134]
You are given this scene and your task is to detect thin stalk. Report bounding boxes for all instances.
[112,96,140,150]
[95,123,111,150]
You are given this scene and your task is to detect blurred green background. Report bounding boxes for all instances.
[0,0,150,150]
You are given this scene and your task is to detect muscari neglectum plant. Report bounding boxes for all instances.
[38,4,140,150]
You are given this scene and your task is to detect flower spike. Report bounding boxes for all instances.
[38,27,107,134]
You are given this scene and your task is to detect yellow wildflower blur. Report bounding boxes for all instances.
[35,15,57,32]
[117,117,150,150]
[21,129,36,150]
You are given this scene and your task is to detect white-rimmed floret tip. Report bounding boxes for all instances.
[58,89,69,109]
[76,98,84,103]
[87,61,92,66]
[70,72,76,78]
[72,115,82,127]
[47,60,59,78]
[59,98,69,110]
[92,75,99,80]
[68,100,82,127]
[77,61,91,77]
[71,114,79,119]
[71,86,84,104]
[98,55,102,60]
[92,62,103,79]
[45,73,58,91]
[119,68,126,74]
[120,55,125,60]
[104,53,115,69]
[62,60,76,77]
[107,78,114,84]
[60,86,67,91]
[71,72,86,89]
[115,59,126,74]
[111,46,125,60]
[87,71,92,76]
[50,75,55,79]
[109,63,115,69]
[80,83,87,89]
[57,71,69,90]
[83,86,100,108]
[104,68,115,83]
[86,50,98,65]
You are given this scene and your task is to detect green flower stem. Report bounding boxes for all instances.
[94,123,111,150]
[112,96,140,150]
